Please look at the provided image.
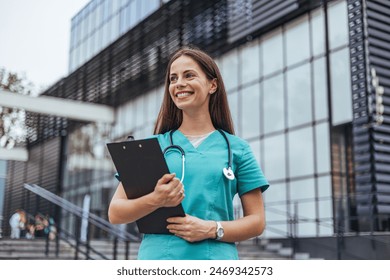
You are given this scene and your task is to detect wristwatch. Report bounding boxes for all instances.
[215,221,224,240]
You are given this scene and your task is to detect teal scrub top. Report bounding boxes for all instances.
[136,130,269,260]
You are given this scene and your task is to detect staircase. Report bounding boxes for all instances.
[0,237,314,260]
[0,238,75,260]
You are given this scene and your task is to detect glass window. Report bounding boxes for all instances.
[285,15,310,66]
[120,5,127,34]
[228,91,239,135]
[102,21,110,46]
[311,8,325,57]
[287,63,312,128]
[313,57,328,121]
[145,90,158,124]
[263,74,285,134]
[263,182,288,238]
[111,14,120,41]
[262,28,283,76]
[263,134,286,181]
[221,50,239,91]
[141,0,159,18]
[290,177,316,202]
[112,0,120,14]
[288,127,314,178]
[95,2,103,27]
[0,160,6,177]
[239,40,260,85]
[134,96,145,128]
[241,83,260,139]
[0,178,5,217]
[103,0,111,21]
[330,48,353,125]
[315,123,331,174]
[129,0,138,29]
[85,11,92,37]
[328,0,349,50]
[290,178,317,236]
[317,175,333,236]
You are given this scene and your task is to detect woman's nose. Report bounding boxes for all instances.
[176,76,187,88]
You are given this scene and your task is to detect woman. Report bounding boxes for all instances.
[108,47,269,259]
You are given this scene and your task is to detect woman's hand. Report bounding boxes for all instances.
[166,215,215,243]
[152,173,185,208]
[108,173,184,224]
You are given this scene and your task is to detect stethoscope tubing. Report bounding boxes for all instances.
[163,129,234,182]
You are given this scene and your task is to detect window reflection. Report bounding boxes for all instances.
[315,122,331,174]
[239,40,260,85]
[288,127,314,178]
[262,29,283,76]
[330,48,353,125]
[287,64,312,128]
[262,182,288,238]
[285,16,310,66]
[263,134,286,181]
[313,57,328,120]
[328,0,349,50]
[221,50,239,91]
[228,91,239,135]
[311,9,325,57]
[263,74,284,134]
[317,175,333,235]
[241,83,260,139]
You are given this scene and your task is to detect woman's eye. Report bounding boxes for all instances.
[170,76,178,82]
[185,73,195,78]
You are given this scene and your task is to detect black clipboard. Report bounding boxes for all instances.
[106,137,185,234]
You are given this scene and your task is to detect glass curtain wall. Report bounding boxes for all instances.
[69,0,161,73]
[215,0,351,238]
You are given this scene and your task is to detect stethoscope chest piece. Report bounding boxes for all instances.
[223,167,235,181]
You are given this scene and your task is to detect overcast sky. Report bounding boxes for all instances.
[0,0,90,93]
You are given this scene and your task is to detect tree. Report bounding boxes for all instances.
[0,68,34,149]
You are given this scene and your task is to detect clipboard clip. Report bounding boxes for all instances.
[126,135,135,141]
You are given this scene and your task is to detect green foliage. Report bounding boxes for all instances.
[0,68,34,149]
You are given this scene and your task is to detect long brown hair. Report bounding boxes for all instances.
[153,47,235,135]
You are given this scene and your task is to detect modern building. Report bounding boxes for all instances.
[1,0,389,259]
[69,0,169,72]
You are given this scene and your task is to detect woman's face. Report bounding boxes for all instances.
[168,55,216,114]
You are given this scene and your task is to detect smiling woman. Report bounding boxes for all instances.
[108,46,269,260]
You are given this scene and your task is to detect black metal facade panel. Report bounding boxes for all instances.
[348,0,371,193]
[349,0,390,217]
[2,138,61,235]
[367,0,390,214]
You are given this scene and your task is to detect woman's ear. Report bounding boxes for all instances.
[209,78,217,94]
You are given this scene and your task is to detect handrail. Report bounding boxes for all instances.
[24,184,138,242]
[23,183,140,259]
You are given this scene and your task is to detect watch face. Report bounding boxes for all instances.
[217,227,224,237]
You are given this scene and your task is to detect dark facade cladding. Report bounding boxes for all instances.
[348,0,390,231]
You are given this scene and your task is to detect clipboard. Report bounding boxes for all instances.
[106,137,185,234]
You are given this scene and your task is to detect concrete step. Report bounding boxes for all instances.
[1,237,316,260]
[0,238,139,260]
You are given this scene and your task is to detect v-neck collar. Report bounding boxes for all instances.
[172,129,219,152]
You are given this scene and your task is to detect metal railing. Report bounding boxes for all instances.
[260,194,390,259]
[23,183,140,260]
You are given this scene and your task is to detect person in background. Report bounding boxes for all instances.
[9,209,26,239]
[108,46,269,259]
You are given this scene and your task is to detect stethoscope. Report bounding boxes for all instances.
[162,129,235,183]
